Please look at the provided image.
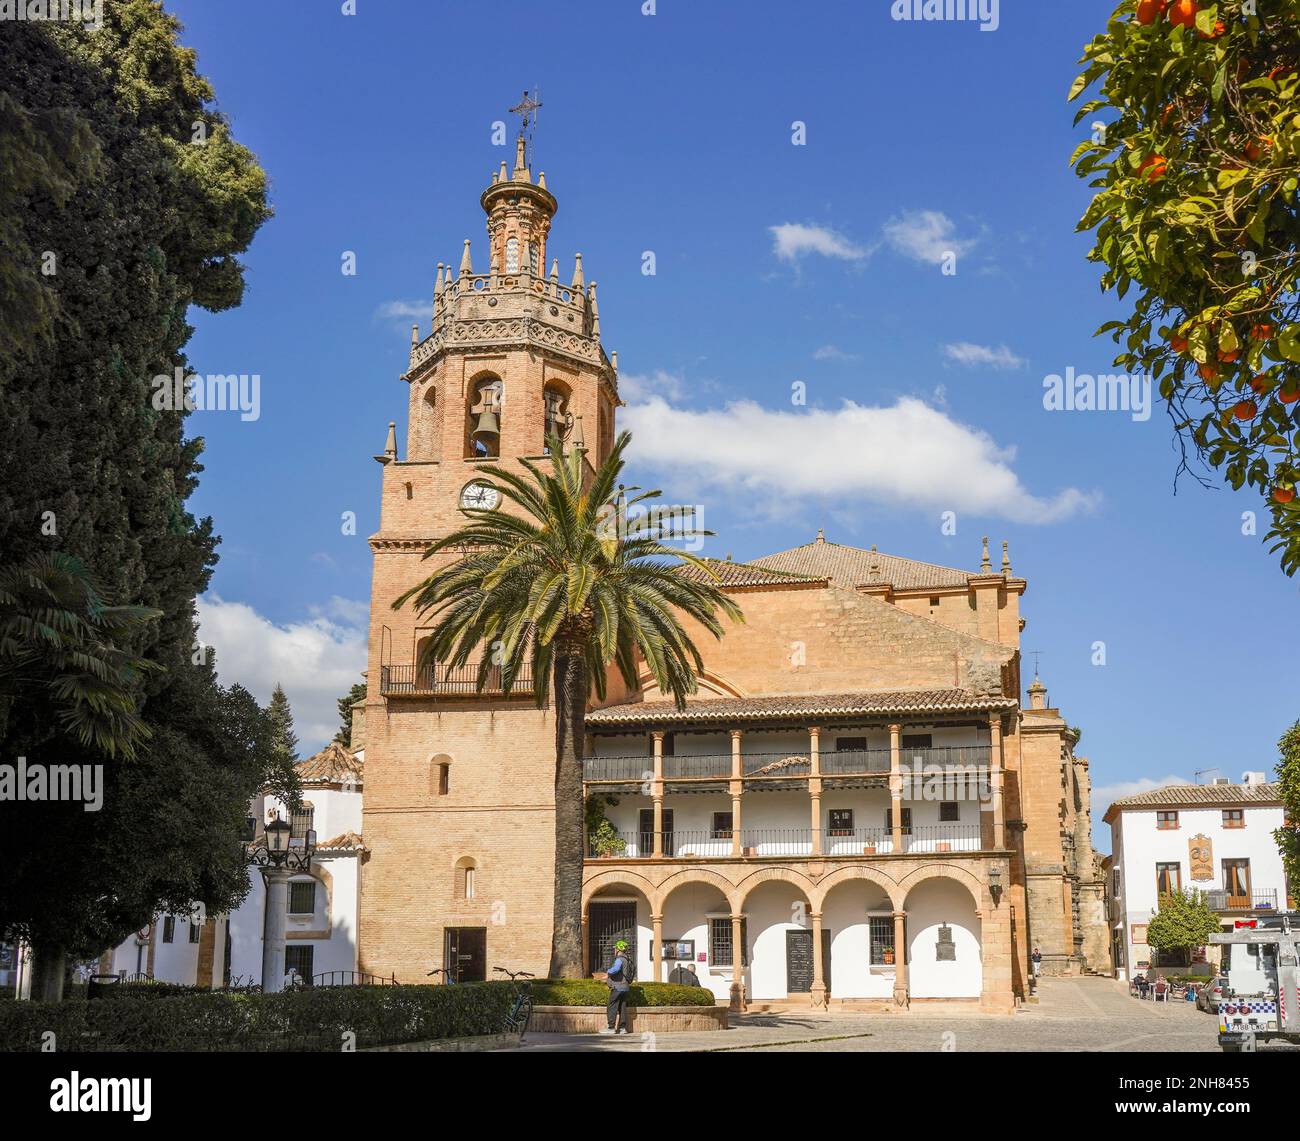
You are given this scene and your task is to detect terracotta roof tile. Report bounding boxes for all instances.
[316,830,366,851]
[678,559,827,589]
[588,689,1016,726]
[296,741,363,785]
[751,538,976,592]
[1104,782,1281,821]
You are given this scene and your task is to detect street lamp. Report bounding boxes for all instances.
[988,863,1004,906]
[247,811,315,992]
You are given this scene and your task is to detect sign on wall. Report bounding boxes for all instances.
[1189,834,1214,881]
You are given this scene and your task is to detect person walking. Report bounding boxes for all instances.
[1031,947,1042,978]
[598,939,633,1035]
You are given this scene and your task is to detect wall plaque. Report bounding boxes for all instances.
[935,923,956,962]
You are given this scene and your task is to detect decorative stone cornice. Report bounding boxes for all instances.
[368,534,438,552]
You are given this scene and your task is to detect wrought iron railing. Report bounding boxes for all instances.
[1205,888,1279,912]
[821,749,892,775]
[584,745,993,783]
[380,661,535,697]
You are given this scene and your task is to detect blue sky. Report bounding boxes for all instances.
[169,0,1297,843]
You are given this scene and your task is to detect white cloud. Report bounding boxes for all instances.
[375,299,428,332]
[1093,775,1191,815]
[196,595,368,753]
[619,369,687,403]
[943,342,1026,370]
[622,396,1097,525]
[770,223,869,263]
[882,210,978,265]
[813,345,860,362]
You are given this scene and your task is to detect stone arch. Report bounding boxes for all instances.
[465,372,503,458]
[542,378,572,454]
[658,867,740,913]
[637,668,747,701]
[582,868,659,911]
[810,865,904,912]
[735,865,817,910]
[897,862,989,914]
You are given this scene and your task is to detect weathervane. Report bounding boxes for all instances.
[1029,650,1043,680]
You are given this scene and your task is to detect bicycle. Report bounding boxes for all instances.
[495,966,535,1039]
[426,968,455,984]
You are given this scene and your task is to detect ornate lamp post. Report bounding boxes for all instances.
[248,811,314,993]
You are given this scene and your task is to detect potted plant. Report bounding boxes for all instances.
[882,947,895,965]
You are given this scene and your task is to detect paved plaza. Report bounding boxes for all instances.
[508,977,1300,1053]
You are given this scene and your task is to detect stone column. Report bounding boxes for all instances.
[730,729,744,857]
[260,866,291,993]
[989,714,1006,849]
[652,731,664,858]
[730,913,746,1010]
[809,727,822,856]
[979,880,1016,1013]
[892,910,909,1008]
[651,913,664,983]
[811,911,827,1008]
[889,723,903,853]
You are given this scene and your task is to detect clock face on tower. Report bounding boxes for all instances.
[459,480,501,512]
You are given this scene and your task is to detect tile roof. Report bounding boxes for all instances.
[296,741,363,785]
[751,538,977,592]
[587,689,1016,726]
[316,831,366,852]
[1104,782,1281,820]
[678,559,827,589]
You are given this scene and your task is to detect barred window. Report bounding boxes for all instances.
[285,945,314,982]
[869,916,895,965]
[289,880,316,915]
[188,920,201,944]
[162,916,175,944]
[709,917,748,967]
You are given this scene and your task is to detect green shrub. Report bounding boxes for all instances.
[0,982,515,1052]
[529,979,715,1008]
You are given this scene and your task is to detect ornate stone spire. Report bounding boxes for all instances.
[459,239,473,276]
[571,252,584,290]
[589,282,600,336]
[1002,540,1012,575]
[980,536,992,573]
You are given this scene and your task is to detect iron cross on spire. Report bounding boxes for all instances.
[509,89,542,134]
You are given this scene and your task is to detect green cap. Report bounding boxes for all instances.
[614,939,628,950]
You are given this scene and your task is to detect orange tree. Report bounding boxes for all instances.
[1071,1,1300,572]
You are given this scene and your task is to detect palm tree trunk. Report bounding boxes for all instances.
[549,643,586,978]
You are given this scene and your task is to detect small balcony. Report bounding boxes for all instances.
[379,661,536,698]
[586,824,985,861]
[1205,888,1279,913]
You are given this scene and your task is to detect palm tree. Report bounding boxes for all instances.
[396,430,743,977]
[0,552,160,759]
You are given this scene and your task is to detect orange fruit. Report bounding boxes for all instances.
[1170,334,1189,353]
[1168,0,1198,28]
[1251,324,1274,341]
[1250,375,1269,395]
[1233,400,1258,420]
[1274,486,1296,504]
[1199,362,1220,382]
[1139,154,1168,181]
[1219,349,1241,363]
[1137,0,1167,24]
[1281,387,1300,405]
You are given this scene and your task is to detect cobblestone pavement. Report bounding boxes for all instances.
[508,977,1300,1053]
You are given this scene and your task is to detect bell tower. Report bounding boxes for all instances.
[358,101,623,982]
[365,93,622,678]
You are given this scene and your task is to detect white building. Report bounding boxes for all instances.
[1104,774,1288,980]
[101,742,366,989]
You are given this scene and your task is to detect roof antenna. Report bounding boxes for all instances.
[1193,767,1219,785]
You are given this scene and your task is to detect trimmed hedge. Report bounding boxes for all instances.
[0,982,515,1052]
[529,979,716,1008]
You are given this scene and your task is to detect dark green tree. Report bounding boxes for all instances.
[0,2,274,998]
[333,681,367,747]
